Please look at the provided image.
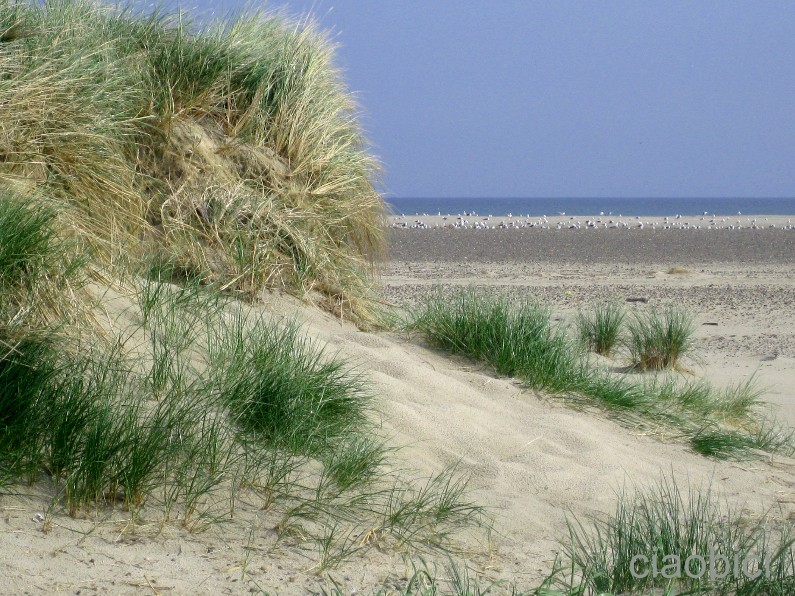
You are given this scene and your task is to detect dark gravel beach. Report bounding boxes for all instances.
[387,228,795,264]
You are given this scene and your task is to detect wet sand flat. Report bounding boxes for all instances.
[387,227,795,264]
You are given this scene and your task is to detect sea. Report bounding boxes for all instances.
[386,197,795,218]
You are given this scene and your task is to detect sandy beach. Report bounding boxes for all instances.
[2,219,794,593]
[4,2,794,592]
[386,219,795,425]
[379,219,795,585]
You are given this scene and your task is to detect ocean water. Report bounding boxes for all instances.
[387,197,795,217]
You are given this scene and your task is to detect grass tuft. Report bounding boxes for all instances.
[690,428,757,459]
[557,476,795,595]
[626,306,696,370]
[206,311,373,463]
[577,302,625,357]
[408,289,583,392]
[0,329,60,484]
[0,190,88,327]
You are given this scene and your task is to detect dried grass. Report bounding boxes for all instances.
[0,0,385,323]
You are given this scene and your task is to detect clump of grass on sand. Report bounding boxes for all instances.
[407,289,582,392]
[548,476,795,595]
[0,0,385,322]
[0,190,89,328]
[626,305,696,370]
[206,309,372,463]
[314,476,795,595]
[0,1,486,571]
[577,302,625,357]
[1,271,486,565]
[407,289,794,460]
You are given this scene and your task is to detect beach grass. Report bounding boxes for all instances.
[406,289,583,392]
[0,187,93,486]
[577,301,625,357]
[0,190,89,328]
[626,305,696,370]
[0,193,60,297]
[407,288,793,460]
[0,0,384,322]
[0,330,60,485]
[557,476,795,595]
[309,475,795,594]
[205,309,375,467]
[0,269,484,564]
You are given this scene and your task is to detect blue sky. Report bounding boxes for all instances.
[165,1,795,199]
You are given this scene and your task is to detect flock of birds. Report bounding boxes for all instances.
[390,211,795,231]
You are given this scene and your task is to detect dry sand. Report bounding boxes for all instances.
[385,224,795,426]
[2,223,794,593]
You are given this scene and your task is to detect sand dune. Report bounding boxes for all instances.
[2,230,794,593]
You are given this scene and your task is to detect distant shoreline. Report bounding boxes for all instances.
[386,197,795,218]
[388,213,795,230]
[387,223,795,264]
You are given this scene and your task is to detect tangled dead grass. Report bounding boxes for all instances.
[0,0,385,324]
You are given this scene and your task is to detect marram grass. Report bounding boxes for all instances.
[556,476,795,595]
[0,0,385,322]
[0,144,478,552]
[336,476,795,595]
[407,289,583,392]
[626,305,696,370]
[0,190,89,328]
[205,309,373,460]
[577,301,625,357]
[408,289,794,460]
[0,266,485,565]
